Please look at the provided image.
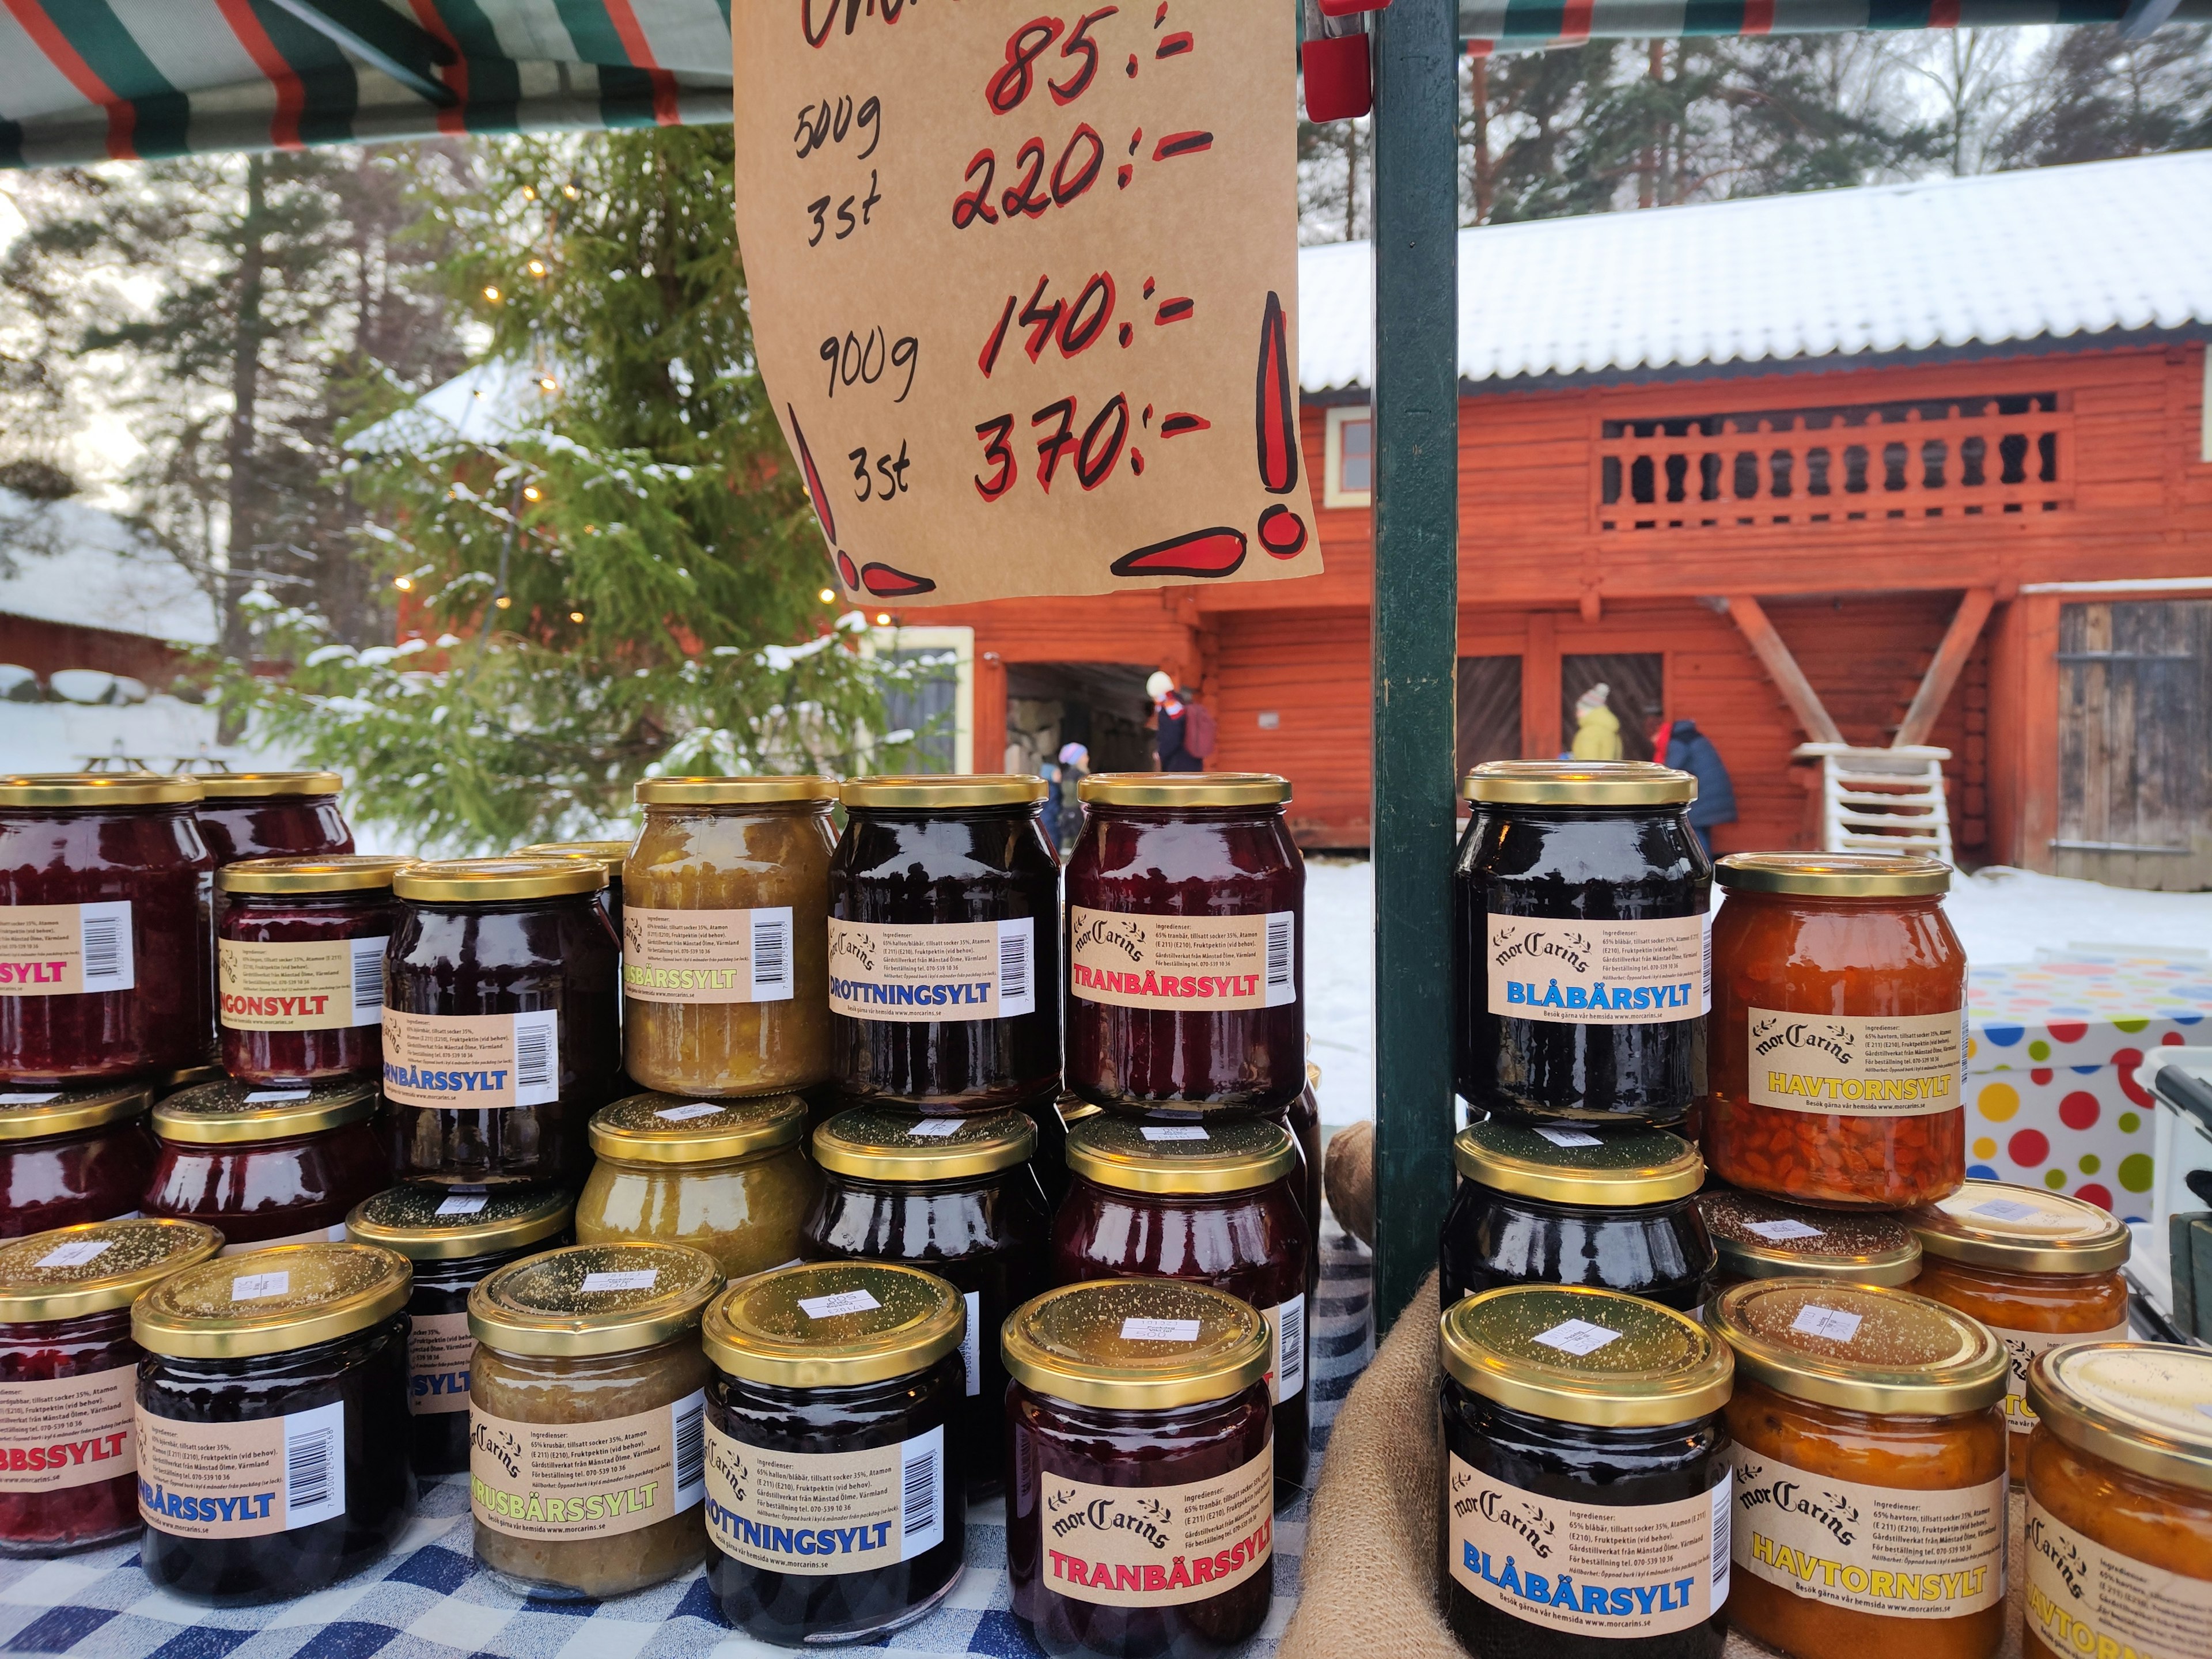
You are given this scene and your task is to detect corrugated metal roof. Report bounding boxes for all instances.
[1299,151,2212,394]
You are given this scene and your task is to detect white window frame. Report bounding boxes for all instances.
[859,624,974,774]
[1324,404,1374,509]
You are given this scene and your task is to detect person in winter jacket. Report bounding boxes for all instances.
[1147,669,1204,772]
[1570,683,1624,762]
[1664,718,1738,857]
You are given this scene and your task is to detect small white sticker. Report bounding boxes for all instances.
[243,1089,313,1104]
[434,1195,488,1217]
[581,1270,658,1293]
[1533,1318,1622,1357]
[655,1103,724,1123]
[1533,1126,1603,1148]
[1792,1304,1864,1343]
[1120,1317,1202,1343]
[1744,1218,1825,1242]
[1139,1126,1210,1142]
[908,1119,964,1138]
[35,1240,112,1268]
[800,1289,884,1319]
[0,1092,60,1105]
[232,1271,291,1302]
[1971,1197,2041,1223]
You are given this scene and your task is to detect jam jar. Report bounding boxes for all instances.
[1698,1187,1922,1289]
[191,772,353,869]
[1440,1120,1715,1313]
[1904,1181,2131,1478]
[468,1241,722,1599]
[702,1261,968,1643]
[1455,763,1709,1126]
[0,773,214,1085]
[2022,1342,2212,1659]
[830,776,1060,1112]
[345,1184,574,1477]
[1710,1279,2009,1659]
[0,1084,158,1238]
[1440,1285,1734,1659]
[217,855,411,1087]
[1065,774,1303,1119]
[1052,1112,1310,1493]
[516,840,631,934]
[622,778,838,1098]
[385,857,621,1187]
[0,1217,221,1555]
[802,1105,1051,1497]
[575,1091,820,1279]
[1005,1280,1275,1657]
[134,1241,416,1604]
[1706,853,1966,1210]
[144,1078,390,1253]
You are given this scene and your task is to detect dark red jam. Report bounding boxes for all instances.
[218,856,411,1088]
[191,772,353,869]
[0,774,213,1085]
[0,1086,158,1238]
[1064,774,1303,1118]
[142,1079,390,1251]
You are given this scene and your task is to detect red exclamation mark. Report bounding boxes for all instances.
[1253,293,1307,558]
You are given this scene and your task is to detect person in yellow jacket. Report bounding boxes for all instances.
[1570,683,1623,761]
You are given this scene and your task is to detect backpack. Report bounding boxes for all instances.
[1183,699,1218,759]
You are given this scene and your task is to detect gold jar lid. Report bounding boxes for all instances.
[588,1091,808,1165]
[192,771,344,800]
[1906,1180,2131,1277]
[1717,851,1951,897]
[1056,1094,1103,1128]
[703,1262,965,1389]
[1710,1279,2006,1415]
[0,772,203,808]
[0,1081,151,1142]
[394,856,605,903]
[1002,1280,1270,1411]
[2027,1342,2212,1495]
[152,1077,377,1145]
[1065,1113,1296,1196]
[347,1184,574,1262]
[0,1218,224,1321]
[1441,1285,1734,1429]
[1463,760,1696,807]
[1077,772,1291,808]
[635,776,840,806]
[134,1243,412,1359]
[840,774,1046,809]
[217,854,414,895]
[1698,1188,1922,1286]
[516,840,634,881]
[813,1106,1036,1181]
[469,1241,724,1358]
[1453,1121,1703,1207]
[155,1065,224,1096]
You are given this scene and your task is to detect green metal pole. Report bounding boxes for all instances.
[1368,0,1460,1334]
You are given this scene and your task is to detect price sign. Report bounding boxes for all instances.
[731,0,1318,605]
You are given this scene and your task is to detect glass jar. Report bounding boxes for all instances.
[1065,773,1304,1118]
[467,1241,722,1598]
[1440,1120,1715,1313]
[1454,763,1709,1126]
[191,772,353,869]
[1904,1180,2131,1479]
[1710,1279,2009,1659]
[830,776,1060,1111]
[0,1217,221,1555]
[802,1105,1051,1498]
[702,1261,968,1643]
[1292,1064,1324,1260]
[1698,1187,1922,1290]
[575,1091,820,1278]
[145,1078,390,1253]
[621,778,838,1099]
[0,1084,158,1238]
[516,840,632,935]
[2022,1342,2212,1659]
[344,1185,574,1478]
[217,855,412,1088]
[134,1241,416,1604]
[1706,853,1966,1209]
[1051,1112,1310,1493]
[1005,1280,1274,1657]
[385,858,621,1187]
[0,773,213,1085]
[1439,1285,1734,1659]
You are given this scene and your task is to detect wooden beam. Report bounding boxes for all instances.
[1895,587,1997,749]
[1722,595,1846,747]
[1522,611,1560,758]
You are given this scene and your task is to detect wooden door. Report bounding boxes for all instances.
[1563,653,1665,762]
[1457,656,1522,780]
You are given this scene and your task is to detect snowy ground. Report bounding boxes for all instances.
[1303,856,2212,1125]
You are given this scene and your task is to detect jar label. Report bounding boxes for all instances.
[1729,1446,2005,1618]
[1040,1445,1273,1607]
[218,937,385,1030]
[703,1417,944,1575]
[1447,1453,1728,1637]
[0,1366,136,1492]
[217,1221,349,1258]
[2026,1497,2212,1659]
[622,906,794,1005]
[1746,1007,1966,1118]
[1267,1295,1305,1404]
[1067,906,1296,1012]
[382,1008,560,1110]
[137,1399,346,1537]
[1486,915,1706,1025]
[0,900,133,997]
[827,917,1035,1021]
[409,1310,474,1416]
[1994,1322,2133,1436]
[470,1391,705,1540]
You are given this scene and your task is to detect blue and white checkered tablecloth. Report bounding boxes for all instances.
[0,1228,1375,1659]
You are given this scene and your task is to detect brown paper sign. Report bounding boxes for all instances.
[219,937,385,1031]
[138,1400,346,1537]
[2027,1498,2212,1659]
[828,918,1035,1022]
[728,0,1316,604]
[1068,906,1295,1012]
[702,1417,944,1574]
[470,1391,704,1540]
[1487,915,1708,1026]
[383,1009,559,1111]
[623,906,794,1005]
[1041,1446,1272,1607]
[409,1311,474,1417]
[1747,1008,1966,1118]
[0,902,133,997]
[0,1366,136,1491]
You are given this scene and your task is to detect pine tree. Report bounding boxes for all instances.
[1996,24,2212,167]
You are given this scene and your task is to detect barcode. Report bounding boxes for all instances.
[1277,1295,1305,1400]
[287,1427,334,1512]
[512,1010,558,1106]
[995,918,1034,1016]
[672,1391,706,1501]
[79,903,131,992]
[1711,1477,1732,1583]
[749,909,791,999]
[903,1448,938,1539]
[1263,911,1294,1007]
[349,936,386,1024]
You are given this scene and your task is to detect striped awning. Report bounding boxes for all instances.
[1459,0,2210,40]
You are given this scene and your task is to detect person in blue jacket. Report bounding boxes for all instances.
[1664,718,1737,858]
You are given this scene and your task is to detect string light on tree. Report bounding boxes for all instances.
[874,612,891,626]
[522,486,542,502]
[569,611,586,624]
[482,286,502,303]
[495,596,513,609]
[817,588,837,604]
[392,575,413,592]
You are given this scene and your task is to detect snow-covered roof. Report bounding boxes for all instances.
[344,359,566,454]
[1298,151,2212,393]
[0,490,217,647]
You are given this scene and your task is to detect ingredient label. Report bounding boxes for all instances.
[1069,907,1295,1012]
[704,1418,943,1574]
[0,901,132,996]
[383,1009,559,1110]
[1747,1008,1965,1118]
[828,918,1034,1022]
[409,1310,474,1416]
[1487,915,1706,1025]
[471,1391,704,1540]
[1041,1449,1273,1607]
[623,906,794,1005]
[218,936,385,1030]
[0,1367,136,1491]
[138,1400,344,1537]
[2027,1499,2212,1659]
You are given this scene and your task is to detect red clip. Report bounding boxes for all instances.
[1301,32,1371,122]
[1317,0,1390,13]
